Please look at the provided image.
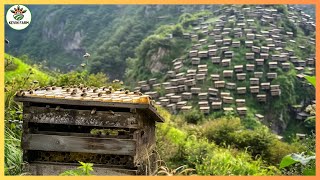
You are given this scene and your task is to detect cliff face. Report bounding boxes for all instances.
[42,21,85,56]
[148,47,170,74]
[6,5,120,70]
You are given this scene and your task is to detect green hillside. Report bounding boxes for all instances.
[5,5,219,79]
[4,4,316,176]
[5,53,51,83]
[126,5,315,136]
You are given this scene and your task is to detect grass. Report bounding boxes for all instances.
[4,126,23,175]
[4,53,54,175]
[5,53,51,83]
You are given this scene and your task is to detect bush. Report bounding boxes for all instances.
[5,58,18,71]
[183,136,280,175]
[267,138,301,164]
[178,13,196,28]
[232,127,273,154]
[203,116,243,144]
[202,117,301,164]
[156,122,187,167]
[183,108,204,124]
[172,24,184,37]
[53,70,112,88]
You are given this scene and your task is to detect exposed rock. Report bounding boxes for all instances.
[148,47,168,74]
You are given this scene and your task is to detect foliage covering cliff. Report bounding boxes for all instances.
[5,5,219,79]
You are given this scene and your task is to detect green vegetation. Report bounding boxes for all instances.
[60,162,94,176]
[4,4,316,176]
[202,117,301,164]
[125,5,315,137]
[182,108,204,124]
[5,51,316,176]
[4,126,23,175]
[6,5,219,79]
[5,53,51,83]
[156,107,289,175]
[280,153,315,175]
[279,76,316,175]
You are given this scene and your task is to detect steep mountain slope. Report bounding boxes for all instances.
[126,5,316,135]
[5,5,219,79]
[5,53,51,83]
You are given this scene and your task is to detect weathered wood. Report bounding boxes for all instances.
[15,96,149,109]
[133,116,156,164]
[32,130,132,139]
[24,134,136,155]
[199,106,210,114]
[237,107,247,115]
[17,85,162,175]
[24,106,141,128]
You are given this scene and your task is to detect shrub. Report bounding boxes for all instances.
[5,58,18,71]
[53,70,112,88]
[183,108,204,124]
[183,136,280,175]
[157,123,282,175]
[172,24,184,37]
[156,122,188,167]
[231,127,273,156]
[203,116,243,144]
[202,117,301,164]
[178,13,196,28]
[267,138,301,164]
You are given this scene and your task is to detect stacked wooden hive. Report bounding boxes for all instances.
[15,87,164,175]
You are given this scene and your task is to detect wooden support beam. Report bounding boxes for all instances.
[23,134,136,156]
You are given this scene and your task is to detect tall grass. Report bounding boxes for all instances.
[4,126,23,175]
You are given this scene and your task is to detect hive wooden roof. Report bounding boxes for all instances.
[14,86,165,122]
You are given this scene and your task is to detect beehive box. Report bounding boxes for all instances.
[14,87,164,175]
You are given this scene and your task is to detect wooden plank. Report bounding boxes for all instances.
[25,162,138,175]
[24,134,136,155]
[24,106,141,128]
[144,107,165,123]
[16,96,164,122]
[32,130,131,139]
[15,96,149,109]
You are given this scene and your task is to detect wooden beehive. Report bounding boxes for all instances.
[15,87,164,175]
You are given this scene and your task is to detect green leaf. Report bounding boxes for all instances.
[304,76,316,87]
[302,167,316,176]
[279,155,299,169]
[280,153,316,169]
